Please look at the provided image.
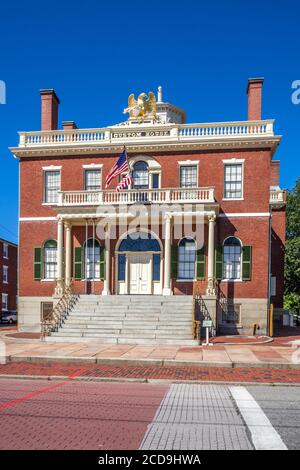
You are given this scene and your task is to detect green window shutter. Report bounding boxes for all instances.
[196,247,206,280]
[74,247,83,280]
[34,247,42,280]
[171,245,178,279]
[215,246,223,281]
[100,247,106,280]
[242,246,252,280]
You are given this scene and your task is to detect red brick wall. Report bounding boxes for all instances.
[270,161,280,187]
[0,240,18,312]
[271,208,286,307]
[19,147,285,303]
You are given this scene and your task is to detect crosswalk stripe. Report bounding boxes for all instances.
[229,386,288,450]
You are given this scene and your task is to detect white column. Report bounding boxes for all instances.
[65,221,72,288]
[102,226,111,295]
[206,214,216,296]
[55,218,64,295]
[163,214,172,295]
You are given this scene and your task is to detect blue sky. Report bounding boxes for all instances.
[0,0,299,244]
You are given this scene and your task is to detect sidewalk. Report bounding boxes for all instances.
[1,329,300,370]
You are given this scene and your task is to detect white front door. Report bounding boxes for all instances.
[129,254,152,294]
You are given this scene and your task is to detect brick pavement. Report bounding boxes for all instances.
[1,361,300,383]
[0,379,168,450]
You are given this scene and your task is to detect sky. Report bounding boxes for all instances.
[0,0,299,244]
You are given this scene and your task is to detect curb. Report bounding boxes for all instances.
[0,374,299,387]
[5,355,300,370]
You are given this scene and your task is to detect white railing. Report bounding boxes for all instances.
[58,187,215,206]
[269,189,285,204]
[18,120,274,148]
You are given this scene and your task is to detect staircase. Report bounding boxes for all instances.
[45,295,198,345]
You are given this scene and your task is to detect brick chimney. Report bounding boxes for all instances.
[40,89,60,130]
[62,121,77,130]
[247,78,264,120]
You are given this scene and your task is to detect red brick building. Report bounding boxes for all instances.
[10,79,286,337]
[0,238,18,316]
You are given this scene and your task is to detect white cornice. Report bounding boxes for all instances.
[10,137,281,159]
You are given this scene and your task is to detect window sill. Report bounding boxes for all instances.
[176,279,195,282]
[221,279,243,283]
[80,279,101,282]
[3,281,8,285]
[41,279,56,282]
[222,198,244,201]
[42,203,58,206]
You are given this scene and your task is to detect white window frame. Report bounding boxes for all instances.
[222,159,244,200]
[84,168,102,191]
[43,241,58,281]
[222,236,243,281]
[178,161,199,188]
[177,237,196,281]
[43,169,61,205]
[2,293,8,312]
[3,265,8,284]
[3,242,8,259]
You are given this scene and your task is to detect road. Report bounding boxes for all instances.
[0,378,298,450]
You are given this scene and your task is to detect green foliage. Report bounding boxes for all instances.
[284,178,300,312]
[286,177,300,240]
[284,293,300,314]
[284,238,300,293]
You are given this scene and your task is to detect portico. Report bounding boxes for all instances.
[53,207,218,297]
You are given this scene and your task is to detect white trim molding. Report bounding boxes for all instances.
[218,212,270,218]
[82,163,103,169]
[19,217,57,222]
[178,160,200,166]
[222,158,245,163]
[42,165,62,170]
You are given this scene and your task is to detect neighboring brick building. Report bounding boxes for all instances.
[0,238,18,316]
[10,79,286,337]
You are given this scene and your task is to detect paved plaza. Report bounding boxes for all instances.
[0,379,297,450]
[1,329,300,369]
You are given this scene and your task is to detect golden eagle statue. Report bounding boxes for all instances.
[123,92,157,120]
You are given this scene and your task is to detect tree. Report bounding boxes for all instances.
[284,178,300,313]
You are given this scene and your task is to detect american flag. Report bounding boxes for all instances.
[116,173,134,192]
[105,147,129,188]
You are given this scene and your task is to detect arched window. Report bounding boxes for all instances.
[43,240,57,280]
[178,238,196,280]
[119,232,161,252]
[84,239,101,279]
[133,161,149,189]
[223,237,242,280]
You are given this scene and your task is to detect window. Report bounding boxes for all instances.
[178,238,196,280]
[3,266,8,283]
[223,237,242,280]
[2,294,8,311]
[84,169,101,191]
[3,243,8,259]
[153,254,161,281]
[41,302,54,322]
[224,164,243,199]
[222,303,241,325]
[180,165,197,188]
[118,254,126,281]
[133,161,149,189]
[43,240,58,280]
[44,170,61,203]
[84,239,100,279]
[152,173,160,189]
[119,233,161,252]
